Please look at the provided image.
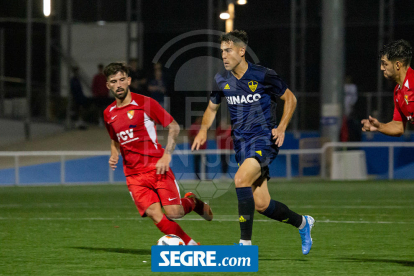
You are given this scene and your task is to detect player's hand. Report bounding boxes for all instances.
[156,154,171,174]
[361,116,379,132]
[191,131,207,151]
[272,127,285,147]
[109,155,119,170]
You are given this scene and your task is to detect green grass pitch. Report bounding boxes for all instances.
[1,180,413,275]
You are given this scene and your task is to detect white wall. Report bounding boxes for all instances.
[60,22,137,97]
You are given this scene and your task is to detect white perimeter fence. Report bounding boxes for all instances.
[1,142,414,185]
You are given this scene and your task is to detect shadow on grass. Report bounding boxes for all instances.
[259,258,308,262]
[71,246,151,255]
[338,257,414,267]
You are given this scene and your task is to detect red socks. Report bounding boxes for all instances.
[181,197,195,215]
[154,199,195,245]
[155,214,191,245]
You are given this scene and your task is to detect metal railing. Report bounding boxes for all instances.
[1,142,414,185]
[0,151,111,185]
[0,148,323,185]
[320,142,414,180]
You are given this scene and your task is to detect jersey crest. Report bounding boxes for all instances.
[248,81,258,92]
[127,110,135,119]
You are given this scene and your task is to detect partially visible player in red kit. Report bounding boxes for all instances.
[362,40,413,135]
[103,63,213,245]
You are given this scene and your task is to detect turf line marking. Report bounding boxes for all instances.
[0,204,413,209]
[0,217,413,224]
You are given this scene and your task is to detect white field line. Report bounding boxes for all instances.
[0,204,412,209]
[0,216,413,224]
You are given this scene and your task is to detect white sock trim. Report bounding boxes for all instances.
[298,216,306,230]
[239,239,252,245]
[187,239,198,245]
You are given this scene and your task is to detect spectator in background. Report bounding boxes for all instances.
[341,75,361,141]
[92,64,109,127]
[128,58,148,96]
[188,117,207,179]
[344,75,358,118]
[148,62,168,108]
[70,67,88,130]
[216,118,233,179]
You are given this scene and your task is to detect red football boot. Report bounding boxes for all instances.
[184,192,213,221]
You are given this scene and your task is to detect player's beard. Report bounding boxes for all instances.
[111,87,129,100]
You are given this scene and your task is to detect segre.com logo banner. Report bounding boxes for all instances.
[151,245,258,272]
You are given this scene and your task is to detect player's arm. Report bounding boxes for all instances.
[191,101,220,151]
[109,139,120,170]
[361,116,405,137]
[272,88,297,147]
[156,119,180,174]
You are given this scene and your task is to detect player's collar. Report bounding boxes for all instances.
[405,67,413,89]
[228,61,250,80]
[399,67,413,90]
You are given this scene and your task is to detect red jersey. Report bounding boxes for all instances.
[104,93,173,176]
[393,67,414,124]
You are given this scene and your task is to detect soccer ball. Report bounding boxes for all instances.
[157,234,185,245]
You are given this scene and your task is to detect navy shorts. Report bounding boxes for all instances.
[234,142,279,180]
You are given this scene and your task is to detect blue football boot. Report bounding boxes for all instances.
[299,215,315,255]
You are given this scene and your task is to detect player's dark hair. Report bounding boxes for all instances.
[220,30,248,46]
[379,39,412,67]
[104,62,130,79]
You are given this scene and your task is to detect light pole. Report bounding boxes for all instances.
[0,28,4,117]
[220,0,247,33]
[25,0,33,140]
[226,2,234,33]
[44,0,52,121]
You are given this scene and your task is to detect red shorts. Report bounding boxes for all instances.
[126,169,181,217]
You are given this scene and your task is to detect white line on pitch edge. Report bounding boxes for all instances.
[0,204,412,209]
[0,217,412,224]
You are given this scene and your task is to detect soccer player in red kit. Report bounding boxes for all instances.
[362,40,413,134]
[103,63,213,245]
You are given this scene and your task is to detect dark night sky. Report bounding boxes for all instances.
[1,0,414,126]
[2,0,414,88]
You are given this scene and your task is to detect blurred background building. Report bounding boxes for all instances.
[1,0,414,183]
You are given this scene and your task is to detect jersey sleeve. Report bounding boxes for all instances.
[210,79,223,104]
[264,69,288,97]
[105,122,117,141]
[145,98,174,127]
[103,111,118,141]
[392,104,406,123]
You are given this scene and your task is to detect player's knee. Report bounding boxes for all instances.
[165,212,182,220]
[146,209,163,223]
[255,201,269,213]
[234,176,250,187]
[165,206,184,220]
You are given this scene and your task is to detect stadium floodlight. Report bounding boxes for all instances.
[220,12,230,20]
[237,0,247,5]
[43,0,51,17]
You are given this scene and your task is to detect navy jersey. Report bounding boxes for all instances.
[210,61,287,150]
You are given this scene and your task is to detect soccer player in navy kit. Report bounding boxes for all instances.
[192,30,314,254]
